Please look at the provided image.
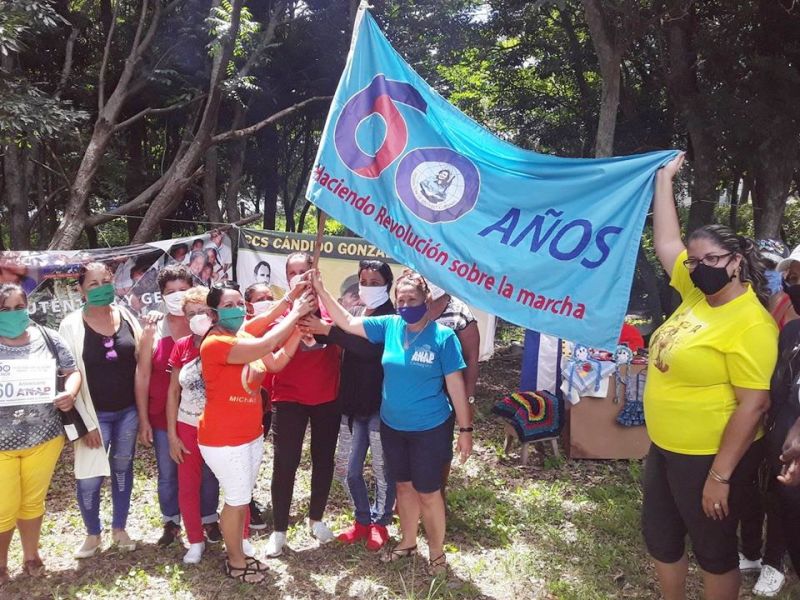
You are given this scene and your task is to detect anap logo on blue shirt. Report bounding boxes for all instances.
[410,344,436,366]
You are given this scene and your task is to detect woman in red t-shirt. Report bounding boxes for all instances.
[261,253,343,558]
[198,281,314,583]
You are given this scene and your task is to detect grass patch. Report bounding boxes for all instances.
[1,347,796,599]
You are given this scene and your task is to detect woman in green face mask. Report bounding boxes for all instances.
[0,283,82,582]
[196,281,315,583]
[57,262,143,559]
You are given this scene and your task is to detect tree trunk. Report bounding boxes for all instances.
[124,120,147,241]
[224,139,246,222]
[728,175,741,231]
[203,147,222,222]
[260,124,279,230]
[582,0,623,157]
[753,137,798,239]
[48,0,164,249]
[131,0,244,244]
[3,142,30,250]
[558,6,596,156]
[664,5,719,234]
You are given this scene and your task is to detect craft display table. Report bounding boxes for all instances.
[563,364,651,459]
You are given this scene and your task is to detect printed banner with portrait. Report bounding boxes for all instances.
[236,228,495,360]
[0,228,234,329]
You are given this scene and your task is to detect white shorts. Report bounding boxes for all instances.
[199,436,264,507]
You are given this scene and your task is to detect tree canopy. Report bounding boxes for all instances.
[1,0,798,250]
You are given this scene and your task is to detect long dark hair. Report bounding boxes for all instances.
[688,224,769,306]
[358,259,394,292]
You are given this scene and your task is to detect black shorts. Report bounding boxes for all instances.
[641,440,763,575]
[380,415,454,494]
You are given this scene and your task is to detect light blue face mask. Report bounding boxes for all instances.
[765,269,782,296]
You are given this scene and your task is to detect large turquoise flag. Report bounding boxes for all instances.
[306,9,678,350]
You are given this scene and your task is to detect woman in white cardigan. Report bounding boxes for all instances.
[59,262,143,558]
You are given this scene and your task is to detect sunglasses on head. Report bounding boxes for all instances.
[211,281,240,291]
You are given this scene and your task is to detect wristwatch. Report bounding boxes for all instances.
[467,395,475,405]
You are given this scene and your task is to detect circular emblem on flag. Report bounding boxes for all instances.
[395,148,480,223]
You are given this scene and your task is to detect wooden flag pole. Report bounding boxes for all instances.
[312,209,327,269]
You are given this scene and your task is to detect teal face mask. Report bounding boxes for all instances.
[85,283,115,306]
[0,309,30,338]
[216,306,246,332]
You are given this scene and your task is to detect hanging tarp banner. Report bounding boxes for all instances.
[0,229,234,328]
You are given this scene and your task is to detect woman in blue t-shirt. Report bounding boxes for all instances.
[307,269,472,576]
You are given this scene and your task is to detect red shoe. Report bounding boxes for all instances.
[366,523,389,551]
[336,521,370,544]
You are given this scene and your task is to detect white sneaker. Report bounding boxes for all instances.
[242,538,257,558]
[183,542,205,564]
[753,564,785,597]
[265,531,286,558]
[309,520,335,544]
[739,552,763,572]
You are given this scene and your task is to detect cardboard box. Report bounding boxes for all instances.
[564,364,651,459]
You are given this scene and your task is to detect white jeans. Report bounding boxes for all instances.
[199,436,264,507]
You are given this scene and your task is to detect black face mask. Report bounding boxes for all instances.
[690,262,734,296]
[782,279,800,313]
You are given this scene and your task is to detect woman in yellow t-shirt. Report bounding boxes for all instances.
[643,153,778,600]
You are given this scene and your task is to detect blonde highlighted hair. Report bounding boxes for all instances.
[181,285,209,308]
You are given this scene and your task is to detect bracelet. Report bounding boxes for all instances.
[458,427,474,433]
[708,468,730,485]
[284,296,293,305]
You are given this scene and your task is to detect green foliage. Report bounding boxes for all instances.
[0,0,65,56]
[0,79,87,143]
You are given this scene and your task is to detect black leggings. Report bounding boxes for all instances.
[270,400,340,531]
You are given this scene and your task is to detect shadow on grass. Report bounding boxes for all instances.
[276,542,499,600]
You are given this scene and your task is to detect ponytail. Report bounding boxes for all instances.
[737,235,770,307]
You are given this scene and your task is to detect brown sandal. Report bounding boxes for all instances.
[427,553,447,576]
[380,543,417,563]
[245,556,269,572]
[224,559,267,584]
[23,557,45,577]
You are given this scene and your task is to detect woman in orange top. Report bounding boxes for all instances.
[197,281,314,583]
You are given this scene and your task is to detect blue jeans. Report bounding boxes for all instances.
[153,428,180,524]
[341,414,395,526]
[77,405,138,535]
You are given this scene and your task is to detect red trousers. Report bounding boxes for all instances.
[177,422,250,543]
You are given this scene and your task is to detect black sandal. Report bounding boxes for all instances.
[224,559,267,583]
[380,543,417,563]
[427,553,447,576]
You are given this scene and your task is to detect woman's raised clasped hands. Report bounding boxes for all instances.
[291,288,317,318]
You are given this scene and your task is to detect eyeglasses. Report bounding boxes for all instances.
[102,336,118,361]
[682,253,734,270]
[211,281,240,291]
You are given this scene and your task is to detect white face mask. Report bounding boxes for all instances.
[427,283,447,301]
[189,313,212,336]
[251,300,272,316]
[358,285,389,309]
[164,290,187,316]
